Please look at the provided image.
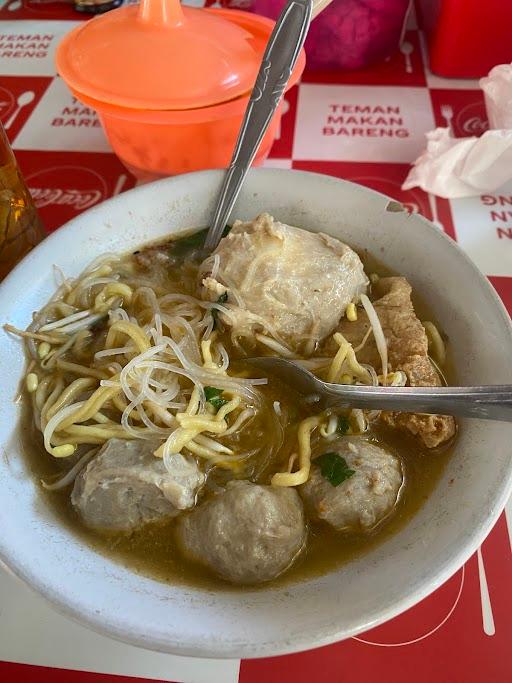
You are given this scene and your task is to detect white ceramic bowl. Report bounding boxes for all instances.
[0,169,511,658]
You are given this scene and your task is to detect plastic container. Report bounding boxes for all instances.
[418,0,512,78]
[252,0,410,71]
[74,82,284,181]
[56,2,305,179]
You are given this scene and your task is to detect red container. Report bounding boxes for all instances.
[419,0,512,78]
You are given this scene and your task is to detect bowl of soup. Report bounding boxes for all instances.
[0,168,511,658]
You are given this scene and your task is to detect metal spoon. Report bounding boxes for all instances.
[249,357,512,421]
[204,0,313,251]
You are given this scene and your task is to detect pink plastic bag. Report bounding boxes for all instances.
[252,0,410,71]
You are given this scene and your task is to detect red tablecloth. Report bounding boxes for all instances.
[0,2,511,682]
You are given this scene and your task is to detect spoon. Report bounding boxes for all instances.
[204,0,313,251]
[248,357,512,421]
[399,41,414,73]
[5,90,35,130]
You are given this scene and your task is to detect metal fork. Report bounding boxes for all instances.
[249,356,512,421]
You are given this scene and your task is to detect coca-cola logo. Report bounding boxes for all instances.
[398,200,419,213]
[456,101,489,137]
[29,188,102,210]
[461,116,489,135]
[25,164,108,232]
[0,85,15,120]
[354,567,464,646]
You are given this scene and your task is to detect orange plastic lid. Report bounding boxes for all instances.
[56,0,267,111]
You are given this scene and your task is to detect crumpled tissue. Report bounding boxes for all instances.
[402,127,512,198]
[402,63,512,198]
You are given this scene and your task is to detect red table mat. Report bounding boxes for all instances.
[0,2,511,681]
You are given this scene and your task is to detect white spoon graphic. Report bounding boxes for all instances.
[400,41,414,73]
[5,90,35,129]
[7,0,22,11]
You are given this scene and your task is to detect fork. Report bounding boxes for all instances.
[441,104,454,134]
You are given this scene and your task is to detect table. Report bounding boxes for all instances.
[0,2,511,682]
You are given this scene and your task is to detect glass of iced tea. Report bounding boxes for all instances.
[0,124,45,280]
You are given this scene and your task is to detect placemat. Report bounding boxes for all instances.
[0,2,510,681]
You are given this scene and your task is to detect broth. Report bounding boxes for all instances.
[22,415,452,590]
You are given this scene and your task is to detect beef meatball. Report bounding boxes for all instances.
[300,437,403,532]
[176,480,306,584]
[71,438,204,532]
[200,213,368,353]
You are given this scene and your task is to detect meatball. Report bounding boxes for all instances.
[200,213,368,353]
[176,480,306,584]
[71,438,205,532]
[300,437,403,532]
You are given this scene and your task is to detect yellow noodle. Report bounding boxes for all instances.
[216,396,241,420]
[176,416,228,434]
[92,411,115,424]
[201,339,217,370]
[186,387,200,415]
[63,424,146,440]
[332,333,371,382]
[155,397,240,457]
[272,416,320,487]
[57,385,120,431]
[105,321,150,354]
[154,427,202,457]
[49,435,112,446]
[45,377,97,421]
[287,453,298,473]
[94,283,132,312]
[327,340,349,383]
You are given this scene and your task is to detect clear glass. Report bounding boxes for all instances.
[0,124,45,280]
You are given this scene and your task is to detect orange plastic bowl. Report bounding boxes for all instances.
[58,10,305,181]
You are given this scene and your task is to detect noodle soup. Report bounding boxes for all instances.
[10,214,456,588]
